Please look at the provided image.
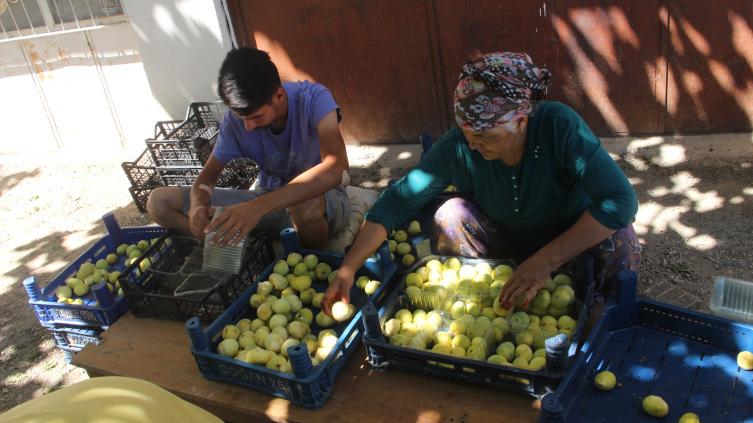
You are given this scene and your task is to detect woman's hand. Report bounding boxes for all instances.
[499,253,556,308]
[322,267,355,318]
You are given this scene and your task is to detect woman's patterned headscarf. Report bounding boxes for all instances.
[454,52,551,132]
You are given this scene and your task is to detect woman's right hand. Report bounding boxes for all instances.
[188,205,212,239]
[323,268,355,318]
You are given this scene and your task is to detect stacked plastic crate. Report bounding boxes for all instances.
[122,102,260,213]
[23,214,166,362]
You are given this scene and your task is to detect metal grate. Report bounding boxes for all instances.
[0,0,126,42]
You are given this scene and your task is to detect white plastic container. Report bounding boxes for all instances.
[709,276,753,324]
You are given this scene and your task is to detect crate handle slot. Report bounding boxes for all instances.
[102,213,125,246]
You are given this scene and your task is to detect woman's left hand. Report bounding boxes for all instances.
[499,254,556,308]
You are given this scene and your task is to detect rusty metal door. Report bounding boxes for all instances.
[227,0,753,142]
[227,0,444,144]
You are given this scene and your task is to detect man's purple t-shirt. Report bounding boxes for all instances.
[212,81,338,190]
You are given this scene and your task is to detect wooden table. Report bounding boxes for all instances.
[74,313,541,423]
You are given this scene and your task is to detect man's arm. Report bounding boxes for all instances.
[251,109,349,216]
[323,221,387,317]
[190,154,225,208]
[205,110,348,242]
[186,155,225,238]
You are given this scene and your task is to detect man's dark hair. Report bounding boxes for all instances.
[218,47,281,115]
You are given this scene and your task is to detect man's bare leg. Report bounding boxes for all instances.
[288,196,328,250]
[146,187,192,235]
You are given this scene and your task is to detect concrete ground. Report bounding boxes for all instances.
[1,132,752,412]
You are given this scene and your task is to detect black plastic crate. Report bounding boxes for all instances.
[118,231,274,323]
[154,120,183,139]
[128,185,160,213]
[361,254,595,397]
[147,136,215,168]
[183,101,226,130]
[217,158,260,189]
[155,166,201,186]
[155,159,259,189]
[122,149,161,188]
[146,102,225,168]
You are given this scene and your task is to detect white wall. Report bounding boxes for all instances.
[121,0,233,119]
[0,0,233,153]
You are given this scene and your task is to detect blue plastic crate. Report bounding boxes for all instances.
[360,253,596,397]
[540,271,753,423]
[186,228,398,409]
[23,213,165,327]
[48,325,103,350]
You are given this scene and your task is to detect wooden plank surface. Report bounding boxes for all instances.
[74,313,541,423]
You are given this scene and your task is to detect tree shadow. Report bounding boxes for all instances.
[0,202,152,413]
[614,142,753,311]
[550,2,753,135]
[0,168,41,198]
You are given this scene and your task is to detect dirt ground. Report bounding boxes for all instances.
[1,140,752,413]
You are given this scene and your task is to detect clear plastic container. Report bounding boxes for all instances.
[202,207,246,274]
[709,276,753,323]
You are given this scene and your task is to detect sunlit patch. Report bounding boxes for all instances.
[398,151,413,160]
[648,186,669,197]
[654,144,686,167]
[686,234,717,250]
[741,162,751,168]
[743,187,753,195]
[129,20,148,42]
[62,232,99,252]
[670,171,699,193]
[730,196,744,204]
[265,398,289,421]
[625,155,649,171]
[634,201,661,235]
[4,371,27,385]
[625,137,664,171]
[405,169,435,195]
[553,14,627,133]
[648,204,690,235]
[416,410,442,422]
[608,6,640,49]
[254,32,315,82]
[728,11,753,70]
[628,177,643,185]
[625,363,656,382]
[679,17,711,56]
[153,5,187,45]
[683,188,724,213]
[627,136,664,152]
[33,259,69,276]
[1,345,17,361]
[669,219,697,239]
[27,253,49,270]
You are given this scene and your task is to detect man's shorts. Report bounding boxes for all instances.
[181,186,350,239]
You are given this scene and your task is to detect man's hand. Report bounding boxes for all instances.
[322,268,355,318]
[204,201,263,245]
[188,205,213,239]
[499,254,555,308]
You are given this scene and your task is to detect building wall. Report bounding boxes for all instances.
[0,0,233,153]
[227,0,753,143]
